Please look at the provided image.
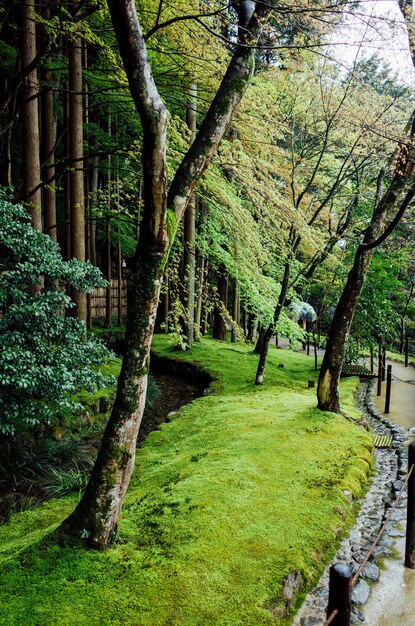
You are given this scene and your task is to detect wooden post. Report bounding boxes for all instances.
[405,444,415,568]
[326,563,351,626]
[382,346,386,381]
[377,348,382,397]
[370,346,374,374]
[405,336,409,368]
[314,339,318,371]
[306,334,310,356]
[384,365,392,414]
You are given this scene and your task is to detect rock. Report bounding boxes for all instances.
[165,411,177,422]
[361,562,379,581]
[351,607,364,624]
[352,579,370,605]
[283,569,302,607]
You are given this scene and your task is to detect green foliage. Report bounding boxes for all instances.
[0,336,372,625]
[0,191,113,435]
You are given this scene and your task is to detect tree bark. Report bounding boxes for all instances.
[68,28,87,320]
[59,0,269,548]
[231,279,240,343]
[183,81,197,343]
[20,0,42,231]
[41,60,57,241]
[194,254,205,342]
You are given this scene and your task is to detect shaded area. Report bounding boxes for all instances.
[0,351,210,523]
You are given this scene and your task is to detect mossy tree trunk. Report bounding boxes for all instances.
[59,0,269,549]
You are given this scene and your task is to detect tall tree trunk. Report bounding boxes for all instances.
[20,0,42,231]
[247,311,256,342]
[212,269,228,341]
[59,0,269,548]
[183,81,197,343]
[63,74,71,261]
[194,255,205,342]
[69,28,87,320]
[317,170,415,412]
[231,279,240,343]
[41,62,56,241]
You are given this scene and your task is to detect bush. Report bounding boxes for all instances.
[0,189,114,435]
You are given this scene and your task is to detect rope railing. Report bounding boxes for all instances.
[322,462,414,626]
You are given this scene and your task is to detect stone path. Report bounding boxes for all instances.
[293,380,408,626]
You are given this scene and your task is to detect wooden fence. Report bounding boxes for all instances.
[90,279,127,319]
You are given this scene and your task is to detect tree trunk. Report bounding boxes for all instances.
[183,81,197,344]
[212,269,228,341]
[255,258,291,384]
[41,62,56,241]
[59,0,269,548]
[246,311,255,342]
[194,254,205,342]
[254,325,265,354]
[117,227,123,327]
[63,74,71,261]
[20,0,42,231]
[317,170,415,412]
[231,279,240,343]
[105,212,112,326]
[68,29,87,320]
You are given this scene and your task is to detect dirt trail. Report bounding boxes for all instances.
[362,359,415,626]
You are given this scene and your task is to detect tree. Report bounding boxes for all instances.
[0,190,111,435]
[20,0,42,231]
[59,0,272,548]
[317,0,415,412]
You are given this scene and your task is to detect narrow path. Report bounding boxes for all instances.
[373,359,415,429]
[293,380,408,626]
[361,359,415,625]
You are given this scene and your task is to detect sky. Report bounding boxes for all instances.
[330,0,415,86]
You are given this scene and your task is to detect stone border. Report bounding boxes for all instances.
[293,379,408,626]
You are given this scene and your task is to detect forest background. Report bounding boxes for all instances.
[2,0,415,546]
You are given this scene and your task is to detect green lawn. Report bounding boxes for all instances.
[0,336,373,626]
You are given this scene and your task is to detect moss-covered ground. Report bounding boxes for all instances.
[0,336,373,626]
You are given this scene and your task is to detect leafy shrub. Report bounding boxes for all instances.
[0,189,114,435]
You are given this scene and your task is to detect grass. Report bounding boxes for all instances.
[0,336,373,626]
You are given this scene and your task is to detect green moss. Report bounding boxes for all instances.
[0,336,372,626]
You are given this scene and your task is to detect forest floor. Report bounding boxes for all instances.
[0,372,198,523]
[0,336,373,626]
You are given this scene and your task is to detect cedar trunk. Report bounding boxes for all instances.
[212,270,228,341]
[21,0,42,231]
[69,30,87,320]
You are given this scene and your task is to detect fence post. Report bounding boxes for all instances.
[384,365,392,414]
[405,444,415,568]
[382,346,386,381]
[405,336,409,368]
[377,348,382,397]
[326,563,351,626]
